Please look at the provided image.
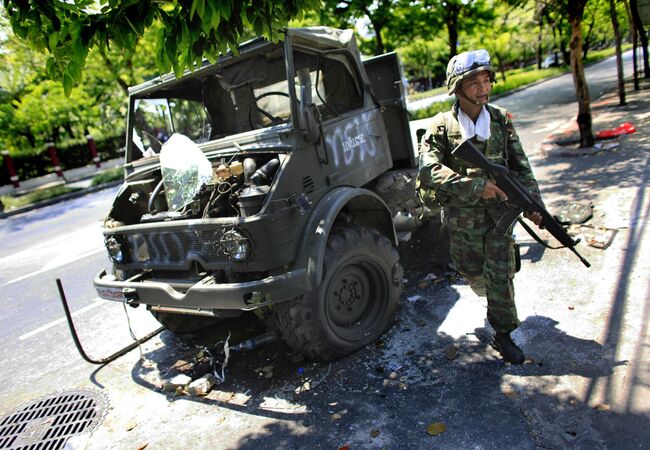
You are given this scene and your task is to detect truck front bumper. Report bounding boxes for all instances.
[93,268,310,310]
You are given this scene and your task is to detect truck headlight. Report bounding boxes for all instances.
[222,229,250,261]
[106,237,125,263]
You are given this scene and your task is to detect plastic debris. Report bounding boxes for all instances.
[553,202,593,225]
[583,227,618,249]
[594,142,620,151]
[408,294,422,302]
[370,428,381,438]
[595,122,635,139]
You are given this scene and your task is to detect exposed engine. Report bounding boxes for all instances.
[105,135,282,229]
[142,155,281,223]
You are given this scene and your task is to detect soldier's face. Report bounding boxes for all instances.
[459,71,493,106]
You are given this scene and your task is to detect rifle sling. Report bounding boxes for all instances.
[517,217,565,250]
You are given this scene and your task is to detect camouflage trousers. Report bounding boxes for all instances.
[446,210,519,334]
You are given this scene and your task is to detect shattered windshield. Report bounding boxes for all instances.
[129,45,291,162]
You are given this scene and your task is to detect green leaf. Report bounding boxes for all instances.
[202,4,212,35]
[195,0,205,19]
[62,73,74,97]
[48,31,60,51]
[72,38,84,62]
[211,5,221,30]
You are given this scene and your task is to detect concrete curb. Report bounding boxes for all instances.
[0,179,122,219]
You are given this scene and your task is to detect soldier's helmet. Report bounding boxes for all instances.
[446,49,496,95]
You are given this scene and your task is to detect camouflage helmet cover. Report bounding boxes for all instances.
[446,49,496,95]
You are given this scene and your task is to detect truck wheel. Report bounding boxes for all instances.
[370,169,430,231]
[150,311,219,335]
[274,225,403,360]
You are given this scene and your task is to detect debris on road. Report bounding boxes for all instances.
[444,344,459,360]
[553,202,594,225]
[163,374,192,392]
[584,228,618,249]
[188,373,216,396]
[594,142,620,151]
[595,122,636,139]
[426,422,447,436]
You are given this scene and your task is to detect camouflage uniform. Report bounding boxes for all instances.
[417,102,542,333]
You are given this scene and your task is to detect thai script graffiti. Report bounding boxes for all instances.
[327,111,378,167]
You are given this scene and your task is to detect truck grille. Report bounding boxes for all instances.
[120,228,231,267]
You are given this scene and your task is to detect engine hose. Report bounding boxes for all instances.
[250,158,280,186]
[148,179,164,213]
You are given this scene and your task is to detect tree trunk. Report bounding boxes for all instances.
[569,15,594,148]
[536,3,544,69]
[445,4,460,59]
[630,0,650,78]
[624,0,640,89]
[610,0,626,105]
[373,22,385,56]
[494,51,506,82]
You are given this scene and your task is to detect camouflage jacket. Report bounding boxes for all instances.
[417,103,542,229]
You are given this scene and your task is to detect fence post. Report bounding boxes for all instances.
[46,142,64,178]
[86,134,101,168]
[2,150,20,188]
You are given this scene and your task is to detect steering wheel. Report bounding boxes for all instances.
[249,91,290,129]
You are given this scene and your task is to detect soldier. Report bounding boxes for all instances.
[417,49,544,364]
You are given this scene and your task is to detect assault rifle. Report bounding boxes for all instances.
[452,140,590,268]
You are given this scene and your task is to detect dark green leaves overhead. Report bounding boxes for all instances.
[4,0,321,95]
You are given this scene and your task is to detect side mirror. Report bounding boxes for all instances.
[297,69,320,143]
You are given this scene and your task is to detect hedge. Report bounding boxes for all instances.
[0,134,125,186]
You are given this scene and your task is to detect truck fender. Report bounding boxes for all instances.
[294,186,397,290]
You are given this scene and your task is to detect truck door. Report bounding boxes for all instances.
[363,53,416,168]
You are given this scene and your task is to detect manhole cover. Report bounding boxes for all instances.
[0,389,107,450]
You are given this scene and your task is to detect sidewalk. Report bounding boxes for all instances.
[0,157,124,218]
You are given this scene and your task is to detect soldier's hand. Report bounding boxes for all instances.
[481,180,508,201]
[525,211,544,228]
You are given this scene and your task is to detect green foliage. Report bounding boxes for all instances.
[408,65,566,120]
[410,99,454,120]
[397,37,448,82]
[4,0,321,93]
[12,80,99,146]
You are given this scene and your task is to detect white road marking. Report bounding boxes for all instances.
[18,299,106,341]
[1,247,105,287]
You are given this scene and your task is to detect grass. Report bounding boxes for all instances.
[407,45,630,120]
[1,185,82,211]
[91,166,123,186]
[0,167,123,212]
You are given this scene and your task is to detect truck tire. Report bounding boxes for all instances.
[150,311,219,335]
[274,225,403,360]
[370,169,429,231]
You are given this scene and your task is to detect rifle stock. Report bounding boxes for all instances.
[452,140,590,268]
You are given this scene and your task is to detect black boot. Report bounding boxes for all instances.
[492,332,525,364]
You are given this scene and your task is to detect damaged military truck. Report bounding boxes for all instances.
[94,27,422,361]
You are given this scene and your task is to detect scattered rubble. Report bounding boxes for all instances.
[188,374,216,396]
[163,374,192,392]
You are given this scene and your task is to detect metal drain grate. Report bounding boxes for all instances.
[0,389,107,450]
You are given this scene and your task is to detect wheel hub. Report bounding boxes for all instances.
[328,266,370,327]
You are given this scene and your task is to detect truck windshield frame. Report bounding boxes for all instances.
[125,43,294,164]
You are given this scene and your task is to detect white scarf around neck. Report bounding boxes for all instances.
[458,106,491,142]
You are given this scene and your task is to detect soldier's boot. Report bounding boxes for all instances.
[492,332,525,364]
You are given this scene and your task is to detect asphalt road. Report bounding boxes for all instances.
[0,53,647,449]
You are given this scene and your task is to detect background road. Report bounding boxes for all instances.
[0,53,647,449]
